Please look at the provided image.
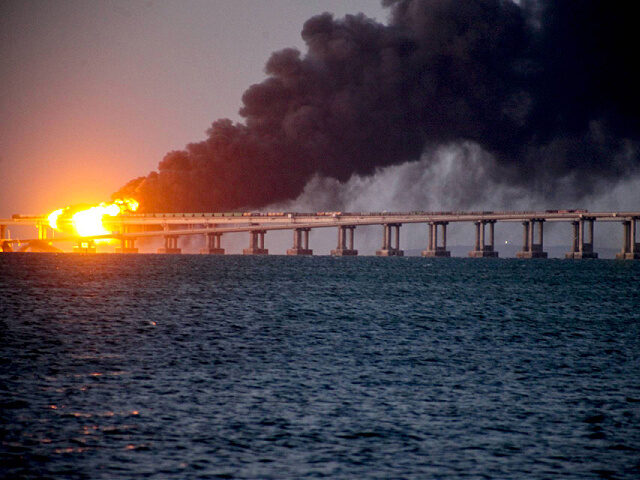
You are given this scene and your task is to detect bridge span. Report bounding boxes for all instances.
[1,210,639,259]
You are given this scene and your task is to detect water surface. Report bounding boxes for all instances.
[1,254,639,479]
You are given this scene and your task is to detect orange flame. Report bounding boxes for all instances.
[48,198,138,240]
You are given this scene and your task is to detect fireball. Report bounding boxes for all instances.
[47,198,139,240]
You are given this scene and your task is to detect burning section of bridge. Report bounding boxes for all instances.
[47,198,138,242]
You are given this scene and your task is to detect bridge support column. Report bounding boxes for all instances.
[116,237,138,254]
[287,228,312,255]
[616,218,640,259]
[243,230,268,255]
[0,225,10,252]
[566,217,598,258]
[469,220,498,257]
[73,239,97,254]
[422,222,450,257]
[517,219,547,258]
[377,223,403,256]
[1,223,11,252]
[116,225,139,253]
[37,223,50,241]
[331,225,357,256]
[201,232,224,254]
[158,235,181,254]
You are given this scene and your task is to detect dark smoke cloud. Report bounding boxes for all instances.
[114,0,640,212]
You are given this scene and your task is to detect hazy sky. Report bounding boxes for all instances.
[0,0,388,217]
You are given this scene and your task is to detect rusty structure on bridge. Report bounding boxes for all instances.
[1,210,639,259]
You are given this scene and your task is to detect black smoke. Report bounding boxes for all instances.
[114,0,640,212]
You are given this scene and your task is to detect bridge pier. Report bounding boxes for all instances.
[201,232,224,254]
[616,218,640,259]
[116,225,138,253]
[331,225,357,256]
[0,225,9,252]
[243,230,268,255]
[516,219,547,258]
[36,222,53,241]
[468,220,498,257]
[73,239,97,254]
[377,223,403,256]
[287,228,312,255]
[422,221,450,257]
[0,225,12,253]
[158,235,181,254]
[566,217,598,259]
[116,237,138,253]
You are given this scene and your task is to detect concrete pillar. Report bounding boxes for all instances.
[522,222,529,252]
[572,221,579,252]
[537,220,544,247]
[618,218,640,259]
[488,221,494,250]
[518,219,547,258]
[116,236,138,254]
[578,220,584,254]
[382,225,390,250]
[624,221,630,252]
[332,226,358,256]
[158,235,181,254]
[377,224,403,256]
[469,220,498,257]
[423,222,450,257]
[73,239,96,254]
[244,230,268,255]
[201,232,224,254]
[428,224,434,251]
[37,223,48,240]
[116,224,138,253]
[287,228,312,255]
[569,217,597,258]
[442,223,447,250]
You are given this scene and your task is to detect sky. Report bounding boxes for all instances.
[2,0,638,254]
[0,0,387,217]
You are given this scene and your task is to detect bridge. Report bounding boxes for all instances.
[1,210,639,259]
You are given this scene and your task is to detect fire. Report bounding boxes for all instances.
[47,198,138,239]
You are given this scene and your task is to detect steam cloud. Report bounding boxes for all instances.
[114,0,640,212]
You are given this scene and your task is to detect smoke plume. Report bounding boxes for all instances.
[114,0,640,212]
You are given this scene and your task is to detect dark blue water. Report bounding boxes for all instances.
[1,254,639,479]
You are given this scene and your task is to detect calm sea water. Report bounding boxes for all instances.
[1,254,639,479]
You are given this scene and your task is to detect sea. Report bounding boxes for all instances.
[1,253,639,479]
